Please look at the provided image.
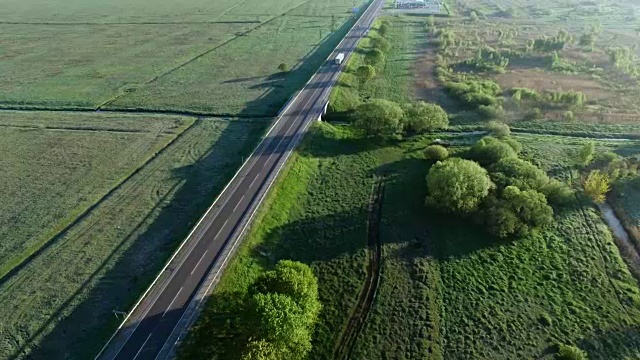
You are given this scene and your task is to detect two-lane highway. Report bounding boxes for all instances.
[97,0,384,358]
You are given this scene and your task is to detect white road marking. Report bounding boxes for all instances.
[191,250,208,275]
[132,333,153,360]
[249,173,260,188]
[232,195,245,212]
[163,287,183,318]
[214,219,228,239]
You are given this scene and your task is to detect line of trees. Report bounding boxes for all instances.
[352,99,449,138]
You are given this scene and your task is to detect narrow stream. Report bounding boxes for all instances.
[599,202,632,244]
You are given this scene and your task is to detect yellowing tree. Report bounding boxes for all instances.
[583,170,610,203]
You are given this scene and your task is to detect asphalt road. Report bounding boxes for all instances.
[98,1,383,359]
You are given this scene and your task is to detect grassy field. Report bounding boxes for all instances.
[0,0,366,114]
[0,117,263,359]
[181,121,640,359]
[180,12,640,360]
[0,111,191,281]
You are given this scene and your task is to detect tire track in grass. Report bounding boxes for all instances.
[96,0,313,110]
[333,177,384,360]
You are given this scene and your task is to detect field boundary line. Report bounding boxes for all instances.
[0,119,196,288]
[0,105,274,119]
[96,0,314,110]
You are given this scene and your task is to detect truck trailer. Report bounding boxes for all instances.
[334,53,345,65]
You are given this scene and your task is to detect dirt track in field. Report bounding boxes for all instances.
[333,178,384,360]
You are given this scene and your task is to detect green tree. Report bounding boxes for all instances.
[486,121,510,138]
[484,186,554,238]
[353,99,404,138]
[469,136,518,166]
[424,145,449,161]
[470,11,479,22]
[378,23,390,37]
[277,63,289,72]
[489,157,549,191]
[577,142,595,167]
[426,158,493,213]
[250,260,320,320]
[404,102,449,133]
[557,344,588,360]
[242,340,279,360]
[245,293,312,356]
[364,48,385,66]
[583,169,610,203]
[355,65,376,86]
[370,36,391,53]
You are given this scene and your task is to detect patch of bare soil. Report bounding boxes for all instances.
[496,68,609,100]
[414,37,458,111]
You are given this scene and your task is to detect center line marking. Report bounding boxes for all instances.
[132,333,153,360]
[214,219,228,239]
[233,195,245,212]
[191,250,208,275]
[249,173,260,188]
[163,287,183,317]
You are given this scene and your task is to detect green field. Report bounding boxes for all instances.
[0,116,263,359]
[182,12,640,359]
[0,0,366,115]
[0,111,191,280]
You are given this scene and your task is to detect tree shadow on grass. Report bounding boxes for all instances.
[18,120,263,360]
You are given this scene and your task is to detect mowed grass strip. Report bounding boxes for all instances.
[109,0,366,116]
[179,123,377,359]
[0,117,263,359]
[0,111,193,282]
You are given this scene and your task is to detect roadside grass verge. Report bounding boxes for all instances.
[328,15,425,118]
[0,111,193,282]
[179,123,377,359]
[0,117,263,359]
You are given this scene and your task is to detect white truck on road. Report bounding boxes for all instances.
[334,53,345,65]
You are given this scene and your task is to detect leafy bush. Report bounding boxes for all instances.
[577,142,595,167]
[482,186,554,238]
[557,344,588,360]
[353,99,404,138]
[403,101,449,133]
[468,136,519,166]
[445,79,502,108]
[378,23,390,37]
[477,104,506,120]
[278,63,289,72]
[583,169,610,203]
[364,48,385,67]
[541,179,575,205]
[355,65,376,86]
[370,36,391,53]
[426,158,493,213]
[424,145,449,161]
[489,157,549,191]
[243,260,321,359]
[486,121,511,137]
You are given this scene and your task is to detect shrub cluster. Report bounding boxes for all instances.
[352,99,449,138]
[444,78,502,108]
[242,260,321,359]
[425,134,573,238]
[511,87,586,107]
